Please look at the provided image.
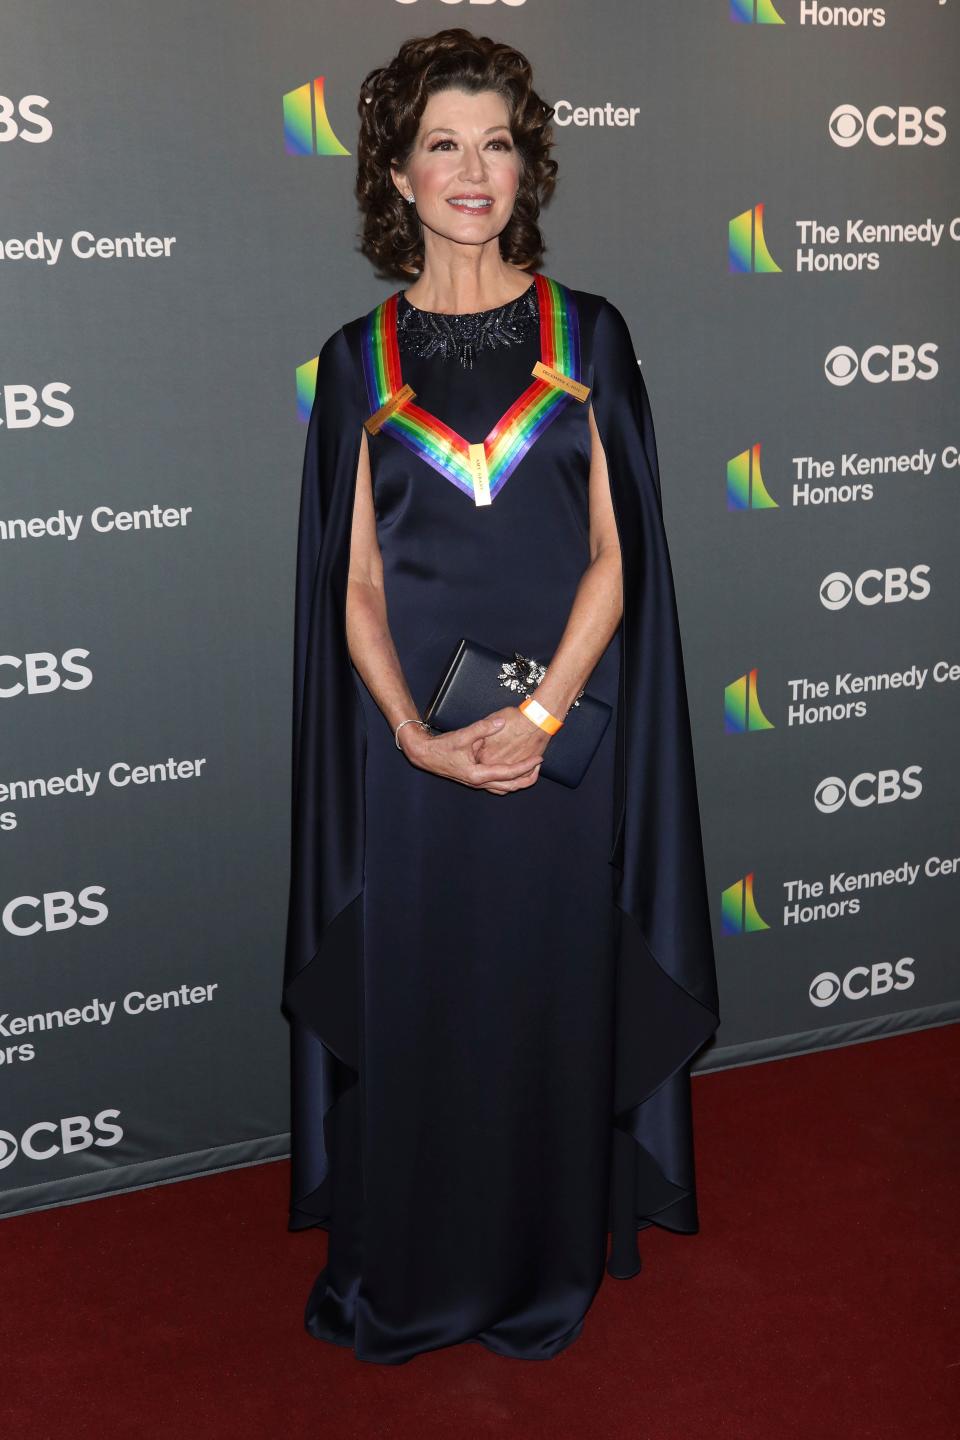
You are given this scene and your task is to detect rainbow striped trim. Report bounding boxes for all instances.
[361,274,588,506]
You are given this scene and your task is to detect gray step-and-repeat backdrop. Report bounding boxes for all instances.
[2,1,957,1216]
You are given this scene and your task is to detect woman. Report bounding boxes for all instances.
[283,27,720,1365]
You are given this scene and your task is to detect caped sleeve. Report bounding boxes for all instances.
[589,298,721,1276]
[291,326,364,796]
[283,323,368,1229]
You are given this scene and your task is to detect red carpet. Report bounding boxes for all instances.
[2,1023,956,1439]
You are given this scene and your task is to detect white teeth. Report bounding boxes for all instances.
[448,198,492,209]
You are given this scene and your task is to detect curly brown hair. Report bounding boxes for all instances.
[355,28,558,280]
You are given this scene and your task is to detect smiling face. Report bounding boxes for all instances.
[391,87,522,247]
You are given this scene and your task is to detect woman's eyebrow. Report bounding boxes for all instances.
[423,125,511,138]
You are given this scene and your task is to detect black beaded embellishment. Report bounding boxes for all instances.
[397,283,539,371]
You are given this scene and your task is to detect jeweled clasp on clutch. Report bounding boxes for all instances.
[496,651,584,707]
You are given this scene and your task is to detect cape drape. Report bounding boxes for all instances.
[282,284,721,1280]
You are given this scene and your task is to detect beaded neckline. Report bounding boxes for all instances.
[396,282,538,370]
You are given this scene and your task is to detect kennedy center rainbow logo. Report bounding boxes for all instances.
[721,873,770,934]
[728,443,778,509]
[730,0,786,22]
[725,669,775,733]
[283,76,350,156]
[296,356,319,423]
[729,205,782,274]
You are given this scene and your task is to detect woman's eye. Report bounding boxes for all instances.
[428,138,512,151]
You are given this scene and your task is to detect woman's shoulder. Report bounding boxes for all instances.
[548,277,630,339]
[541,280,635,373]
[312,294,389,358]
[557,276,605,306]
[314,292,391,362]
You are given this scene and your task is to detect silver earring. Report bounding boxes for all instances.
[406,194,415,204]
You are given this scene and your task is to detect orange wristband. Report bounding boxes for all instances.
[518,696,563,735]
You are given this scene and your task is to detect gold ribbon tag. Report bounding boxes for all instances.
[363,383,416,435]
[467,443,491,506]
[531,360,591,403]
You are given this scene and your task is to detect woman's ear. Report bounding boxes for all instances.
[389,166,409,202]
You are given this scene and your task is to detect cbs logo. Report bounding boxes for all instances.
[0,384,73,428]
[0,95,52,143]
[0,1111,123,1170]
[814,767,923,813]
[824,343,938,386]
[819,565,931,609]
[809,959,915,1007]
[2,887,109,936]
[829,104,946,148]
[0,650,93,697]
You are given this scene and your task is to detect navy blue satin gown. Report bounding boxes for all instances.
[283,277,720,1366]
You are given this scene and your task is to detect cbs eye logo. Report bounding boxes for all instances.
[824,343,938,386]
[809,959,915,1008]
[829,103,946,148]
[814,767,923,814]
[0,1110,123,1170]
[819,565,931,609]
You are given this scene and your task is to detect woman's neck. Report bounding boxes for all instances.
[403,257,534,316]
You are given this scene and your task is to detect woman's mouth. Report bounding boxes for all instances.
[446,197,494,212]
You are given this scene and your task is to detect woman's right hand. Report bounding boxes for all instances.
[399,716,542,794]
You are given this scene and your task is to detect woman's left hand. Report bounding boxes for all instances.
[473,705,552,793]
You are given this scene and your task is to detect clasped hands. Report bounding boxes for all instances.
[399,704,551,794]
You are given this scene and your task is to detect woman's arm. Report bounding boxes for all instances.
[473,401,623,769]
[345,430,544,793]
[344,429,422,734]
[526,401,623,718]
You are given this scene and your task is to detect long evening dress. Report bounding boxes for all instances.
[283,275,720,1365]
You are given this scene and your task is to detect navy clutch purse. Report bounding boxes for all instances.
[421,637,612,789]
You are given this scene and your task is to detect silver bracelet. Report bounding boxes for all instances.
[394,717,432,749]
